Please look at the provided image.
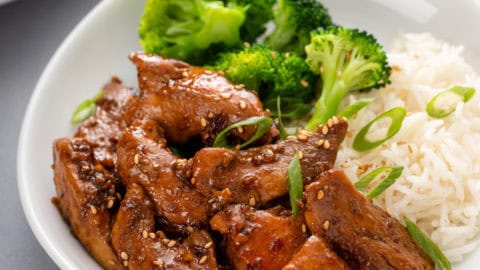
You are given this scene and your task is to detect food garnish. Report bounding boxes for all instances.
[353,107,406,152]
[213,116,273,149]
[355,166,403,198]
[404,217,452,270]
[70,90,103,124]
[337,98,374,119]
[288,151,303,216]
[304,27,391,130]
[426,85,475,118]
[276,96,289,140]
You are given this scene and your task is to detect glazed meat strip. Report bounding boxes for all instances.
[304,170,433,270]
[190,117,347,209]
[112,183,218,270]
[52,78,135,270]
[283,235,349,270]
[125,52,277,145]
[210,205,307,270]
[116,119,209,226]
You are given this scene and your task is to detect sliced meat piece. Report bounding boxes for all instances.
[210,205,307,270]
[112,183,218,270]
[52,78,135,270]
[116,119,209,226]
[190,118,347,209]
[283,235,349,270]
[304,170,433,270]
[125,52,277,145]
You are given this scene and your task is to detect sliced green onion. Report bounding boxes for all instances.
[355,166,403,198]
[265,97,312,119]
[213,116,273,149]
[404,217,451,270]
[277,96,288,140]
[337,98,374,119]
[353,107,406,152]
[288,151,303,216]
[71,90,104,124]
[426,86,475,118]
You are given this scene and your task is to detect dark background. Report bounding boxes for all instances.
[0,1,100,269]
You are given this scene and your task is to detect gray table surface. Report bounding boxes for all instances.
[0,0,101,269]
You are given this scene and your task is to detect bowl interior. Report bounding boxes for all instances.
[17,0,480,269]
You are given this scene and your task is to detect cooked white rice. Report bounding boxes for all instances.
[335,33,480,262]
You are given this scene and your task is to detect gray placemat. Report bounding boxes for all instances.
[0,0,100,269]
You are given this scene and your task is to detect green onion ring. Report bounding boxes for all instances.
[353,107,406,152]
[70,90,104,124]
[213,116,273,149]
[288,151,303,216]
[426,86,475,118]
[404,217,451,270]
[355,166,403,198]
[338,98,374,119]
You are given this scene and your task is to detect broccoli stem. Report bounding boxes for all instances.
[305,80,347,130]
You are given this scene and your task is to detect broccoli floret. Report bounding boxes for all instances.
[212,44,316,119]
[305,27,391,130]
[139,0,247,65]
[232,0,276,43]
[265,0,333,56]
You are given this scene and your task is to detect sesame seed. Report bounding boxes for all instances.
[205,70,213,75]
[249,197,256,206]
[408,144,413,154]
[153,260,164,267]
[323,220,330,230]
[182,71,188,77]
[297,134,308,141]
[285,52,290,58]
[208,112,214,118]
[337,70,343,77]
[297,151,304,160]
[341,161,350,168]
[341,116,347,121]
[199,256,208,264]
[156,231,166,239]
[163,239,170,244]
[167,240,177,247]
[90,206,97,215]
[235,144,241,150]
[301,224,307,233]
[142,230,148,239]
[116,192,122,200]
[327,118,333,128]
[123,260,129,267]
[108,260,115,265]
[186,226,194,233]
[149,232,156,239]
[316,139,324,147]
[134,154,139,164]
[386,208,393,216]
[320,66,324,74]
[332,116,339,124]
[321,125,329,135]
[235,84,243,90]
[200,118,207,127]
[191,177,197,185]
[221,93,232,99]
[287,135,296,140]
[271,51,277,59]
[237,126,244,134]
[324,140,330,149]
[243,42,251,47]
[218,70,224,76]
[300,80,309,87]
[317,190,324,200]
[204,241,213,249]
[120,252,128,260]
[107,199,114,209]
[239,101,247,109]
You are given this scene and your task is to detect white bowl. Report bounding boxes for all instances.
[17,0,480,269]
